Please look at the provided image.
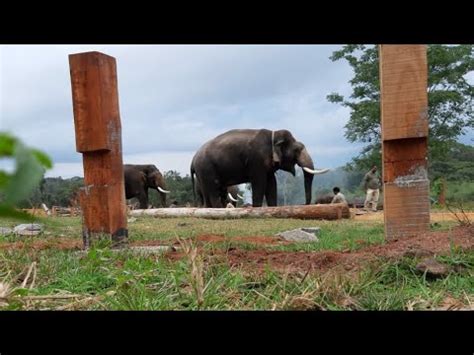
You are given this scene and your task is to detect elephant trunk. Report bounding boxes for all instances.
[154,175,170,207]
[297,148,330,175]
[296,148,314,205]
[303,171,313,205]
[153,174,170,194]
[296,148,330,205]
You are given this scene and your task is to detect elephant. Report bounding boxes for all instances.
[314,194,334,204]
[225,185,245,207]
[193,178,244,207]
[124,164,170,209]
[190,129,329,208]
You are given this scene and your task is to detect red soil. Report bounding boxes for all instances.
[221,225,474,273]
[1,226,472,275]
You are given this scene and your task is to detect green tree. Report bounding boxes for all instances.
[430,142,474,181]
[327,45,474,172]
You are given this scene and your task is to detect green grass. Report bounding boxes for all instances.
[0,244,472,310]
[0,216,390,251]
[0,215,471,310]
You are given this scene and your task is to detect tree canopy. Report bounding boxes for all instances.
[327,45,474,172]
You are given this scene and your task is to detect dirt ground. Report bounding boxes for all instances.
[3,208,473,276]
[3,224,472,276]
[170,225,474,274]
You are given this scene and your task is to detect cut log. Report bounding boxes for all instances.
[130,203,350,220]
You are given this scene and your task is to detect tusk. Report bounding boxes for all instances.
[237,194,244,200]
[228,193,238,202]
[303,167,330,175]
[157,186,171,194]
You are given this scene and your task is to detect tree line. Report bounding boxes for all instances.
[16,142,474,209]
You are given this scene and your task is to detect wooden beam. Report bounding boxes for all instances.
[379,45,430,240]
[130,204,351,220]
[69,51,128,248]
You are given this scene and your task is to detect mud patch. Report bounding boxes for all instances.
[169,225,474,274]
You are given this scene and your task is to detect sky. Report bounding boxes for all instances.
[0,45,472,178]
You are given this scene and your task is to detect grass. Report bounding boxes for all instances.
[0,244,472,310]
[0,214,472,310]
[0,216,390,252]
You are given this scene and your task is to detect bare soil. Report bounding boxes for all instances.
[164,225,474,274]
[1,225,472,276]
[219,225,474,274]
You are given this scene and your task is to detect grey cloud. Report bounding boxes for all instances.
[1,45,358,178]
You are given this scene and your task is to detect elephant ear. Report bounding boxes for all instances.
[272,132,287,164]
[147,170,160,186]
[139,171,147,184]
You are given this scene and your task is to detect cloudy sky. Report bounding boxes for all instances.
[0,45,472,178]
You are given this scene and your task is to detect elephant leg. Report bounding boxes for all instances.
[137,190,148,209]
[250,175,267,207]
[199,170,224,208]
[264,173,277,206]
[202,189,223,208]
[211,194,223,208]
[220,187,228,206]
[198,192,204,207]
[159,192,167,208]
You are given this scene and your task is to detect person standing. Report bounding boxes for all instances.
[362,166,381,212]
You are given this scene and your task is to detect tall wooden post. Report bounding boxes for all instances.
[379,45,430,240]
[69,51,128,248]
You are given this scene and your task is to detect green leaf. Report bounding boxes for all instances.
[0,171,10,189]
[2,143,45,205]
[0,132,18,157]
[31,149,53,169]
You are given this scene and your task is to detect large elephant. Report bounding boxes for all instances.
[190,129,329,207]
[193,178,244,207]
[124,164,170,209]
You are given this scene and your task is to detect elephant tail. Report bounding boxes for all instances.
[190,164,196,207]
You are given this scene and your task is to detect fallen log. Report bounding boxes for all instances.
[129,203,350,220]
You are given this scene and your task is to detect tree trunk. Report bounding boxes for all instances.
[129,203,350,220]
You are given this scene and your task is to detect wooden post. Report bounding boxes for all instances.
[379,45,430,240]
[69,51,128,248]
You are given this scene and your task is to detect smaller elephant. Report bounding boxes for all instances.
[225,185,245,207]
[314,194,334,204]
[124,164,170,209]
[193,178,244,207]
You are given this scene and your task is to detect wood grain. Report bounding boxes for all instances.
[379,45,430,240]
[69,52,128,247]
